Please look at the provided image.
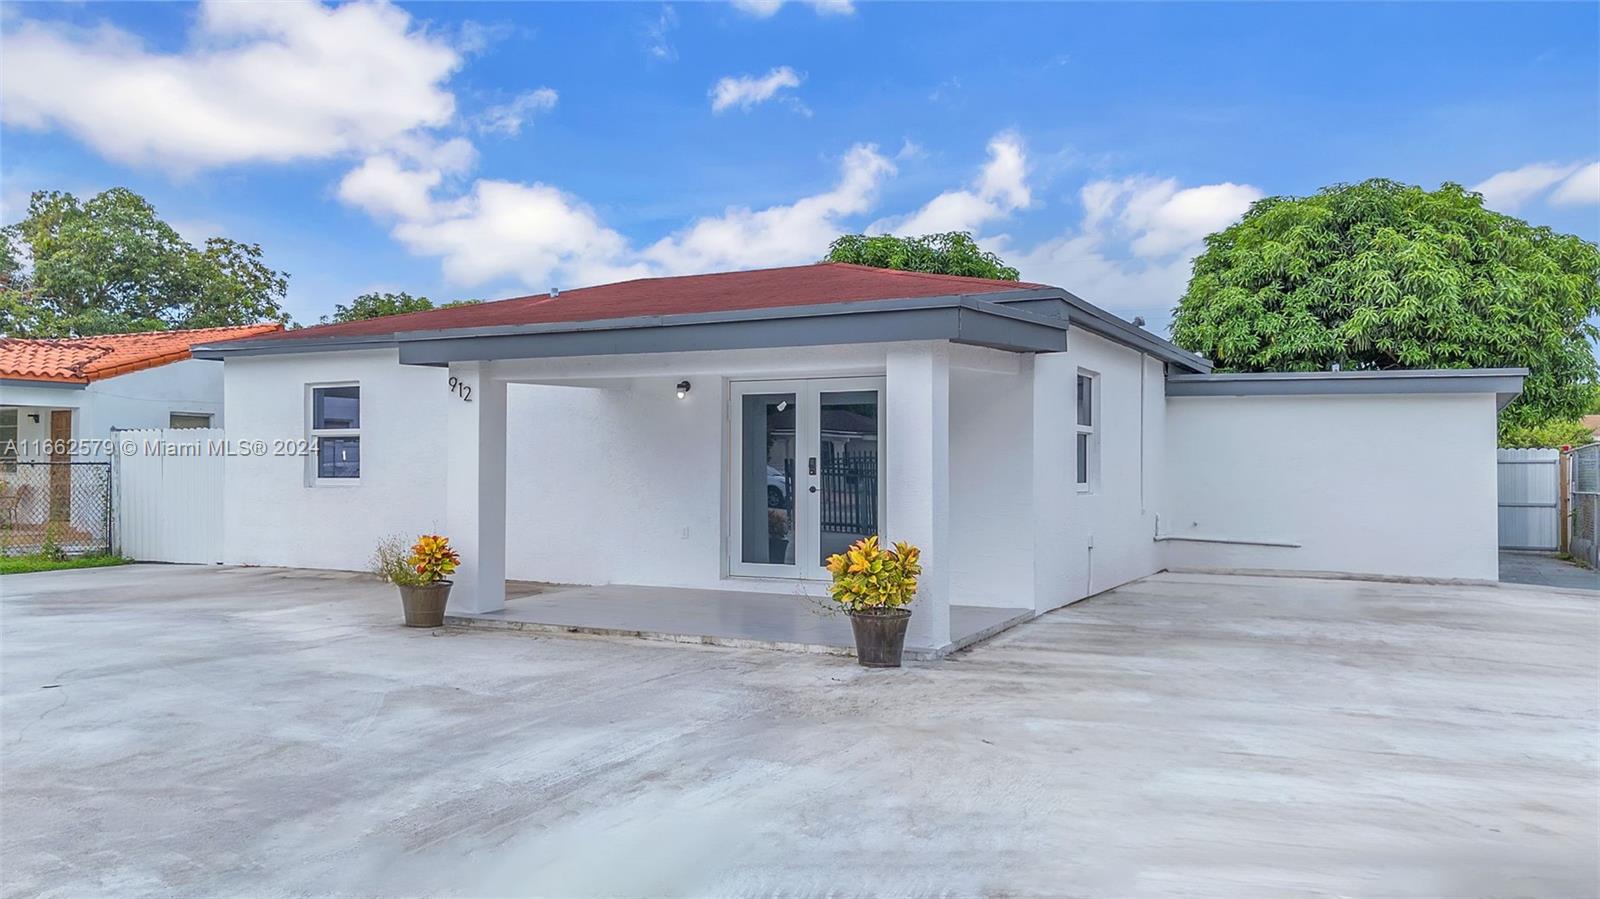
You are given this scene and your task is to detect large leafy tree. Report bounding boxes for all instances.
[320,291,481,325]
[0,188,292,337]
[1171,179,1600,430]
[824,231,1020,281]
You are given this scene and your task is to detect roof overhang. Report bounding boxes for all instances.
[0,377,87,390]
[1166,368,1529,410]
[193,285,1213,373]
[391,294,1069,365]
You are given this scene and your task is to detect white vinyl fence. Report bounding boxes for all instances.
[114,428,224,564]
[1497,448,1560,551]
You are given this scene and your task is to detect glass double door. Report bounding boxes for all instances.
[730,378,884,579]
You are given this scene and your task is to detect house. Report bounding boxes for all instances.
[195,264,1523,656]
[1,324,283,458]
[1,324,281,549]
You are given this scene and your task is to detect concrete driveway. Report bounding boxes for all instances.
[2,565,1595,898]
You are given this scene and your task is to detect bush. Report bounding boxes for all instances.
[369,535,429,587]
[824,536,922,613]
[1500,419,1597,449]
[407,534,460,584]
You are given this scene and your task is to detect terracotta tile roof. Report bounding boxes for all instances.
[231,263,1047,345]
[0,324,284,384]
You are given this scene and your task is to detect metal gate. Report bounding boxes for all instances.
[114,428,224,564]
[1571,443,1600,568]
[1497,448,1560,551]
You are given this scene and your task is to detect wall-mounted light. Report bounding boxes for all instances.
[676,380,692,400]
[27,414,40,424]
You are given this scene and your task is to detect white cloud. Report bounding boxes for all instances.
[871,133,1030,236]
[643,144,894,273]
[999,174,1261,326]
[729,0,854,17]
[710,67,803,113]
[644,5,678,62]
[357,143,893,289]
[1471,161,1585,211]
[392,180,647,289]
[336,136,477,220]
[0,0,460,172]
[1111,178,1262,257]
[1550,162,1600,206]
[476,88,559,137]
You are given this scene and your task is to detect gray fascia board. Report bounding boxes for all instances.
[189,290,1062,362]
[1,378,87,390]
[191,333,399,360]
[989,289,1211,373]
[398,299,1068,366]
[1058,291,1211,373]
[1167,368,1529,409]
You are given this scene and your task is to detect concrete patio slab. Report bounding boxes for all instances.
[445,582,1032,658]
[2,564,1595,897]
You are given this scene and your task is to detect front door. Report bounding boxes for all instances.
[49,410,72,522]
[729,378,884,579]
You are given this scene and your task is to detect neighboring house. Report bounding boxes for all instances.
[0,324,283,465]
[196,264,1523,655]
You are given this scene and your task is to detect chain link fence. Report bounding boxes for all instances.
[0,462,113,557]
[1571,444,1599,570]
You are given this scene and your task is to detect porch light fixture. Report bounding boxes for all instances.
[676,380,691,399]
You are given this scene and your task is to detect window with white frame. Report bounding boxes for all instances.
[1075,371,1097,490]
[169,412,213,430]
[309,385,360,481]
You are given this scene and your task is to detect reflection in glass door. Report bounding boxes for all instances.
[737,390,797,569]
[814,390,880,570]
[730,379,884,579]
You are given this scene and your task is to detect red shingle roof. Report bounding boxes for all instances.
[236,263,1046,344]
[0,324,284,384]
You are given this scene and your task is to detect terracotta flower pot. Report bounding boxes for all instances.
[399,581,452,627]
[847,607,912,668]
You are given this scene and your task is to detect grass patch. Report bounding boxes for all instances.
[0,554,132,575]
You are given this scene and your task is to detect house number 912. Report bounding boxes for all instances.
[448,376,473,402]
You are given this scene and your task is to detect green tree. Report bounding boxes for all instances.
[320,291,482,324]
[1171,179,1600,431]
[824,231,1020,280]
[0,188,292,337]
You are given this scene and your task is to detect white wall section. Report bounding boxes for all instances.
[1163,393,1500,580]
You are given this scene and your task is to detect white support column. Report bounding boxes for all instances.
[445,363,507,614]
[885,342,952,652]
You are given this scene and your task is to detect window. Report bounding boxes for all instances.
[169,412,213,430]
[1075,372,1097,491]
[0,408,16,471]
[310,385,360,481]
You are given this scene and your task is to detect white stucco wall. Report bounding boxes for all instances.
[948,356,1035,609]
[223,342,906,598]
[1163,392,1500,580]
[222,349,451,570]
[1032,330,1167,612]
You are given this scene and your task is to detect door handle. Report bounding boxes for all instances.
[809,486,818,493]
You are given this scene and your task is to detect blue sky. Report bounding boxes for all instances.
[2,0,1597,330]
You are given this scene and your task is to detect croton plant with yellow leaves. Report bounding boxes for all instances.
[825,535,922,613]
[407,534,461,584]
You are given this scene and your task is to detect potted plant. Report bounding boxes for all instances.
[767,508,791,564]
[370,534,460,627]
[824,535,922,668]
